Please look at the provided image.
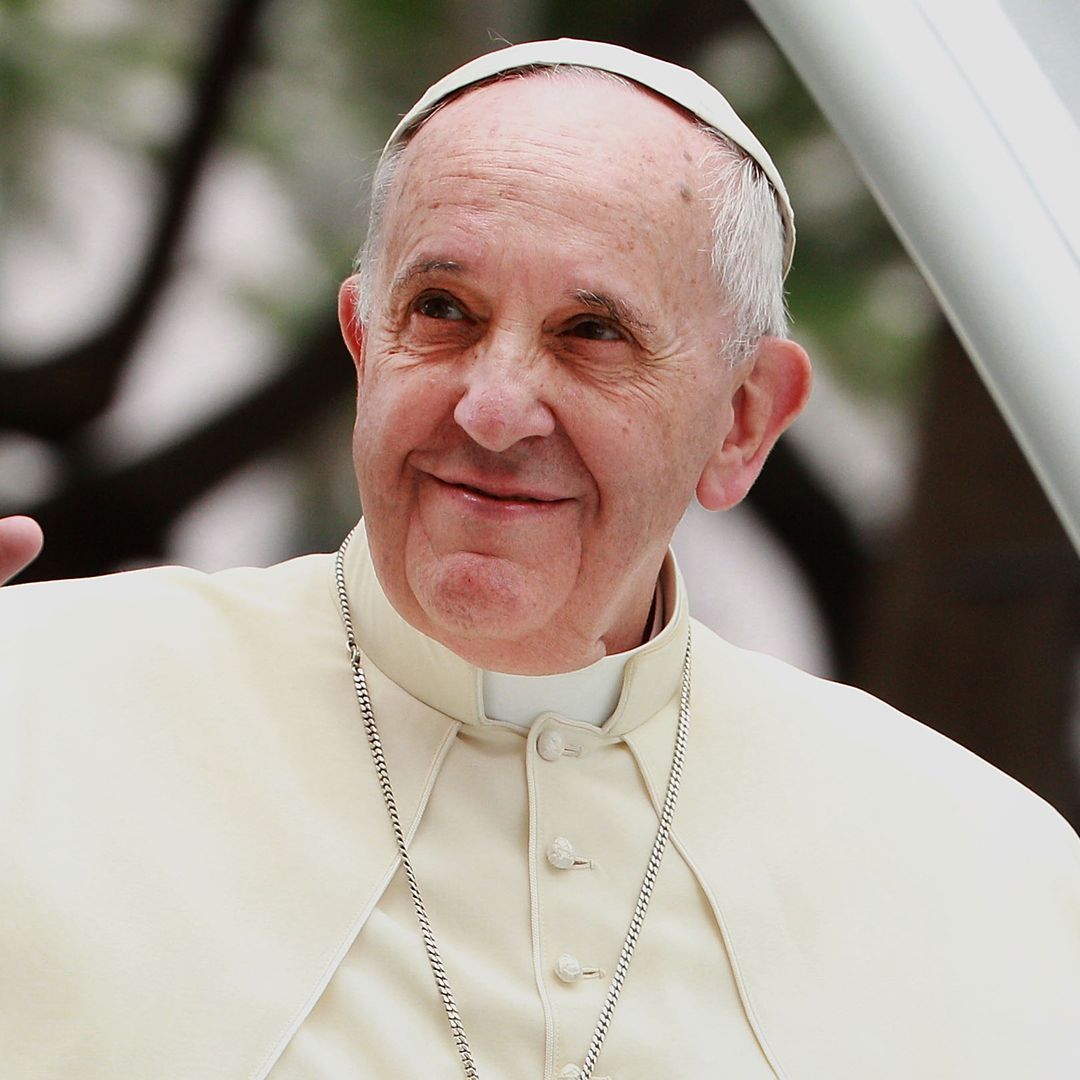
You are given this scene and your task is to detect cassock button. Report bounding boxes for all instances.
[547,837,577,869]
[537,730,566,761]
[555,953,584,983]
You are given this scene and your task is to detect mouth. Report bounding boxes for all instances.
[455,483,558,503]
[431,474,569,506]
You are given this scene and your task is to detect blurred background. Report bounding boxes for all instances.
[2,0,1077,826]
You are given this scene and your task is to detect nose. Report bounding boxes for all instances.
[453,335,556,452]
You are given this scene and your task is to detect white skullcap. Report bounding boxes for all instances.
[384,37,795,276]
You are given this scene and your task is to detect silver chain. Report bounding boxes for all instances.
[334,528,690,1080]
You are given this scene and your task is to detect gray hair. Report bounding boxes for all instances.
[354,66,788,363]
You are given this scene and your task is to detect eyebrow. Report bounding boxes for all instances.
[391,258,464,295]
[573,289,656,336]
[387,265,656,336]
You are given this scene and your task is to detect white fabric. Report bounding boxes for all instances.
[483,654,638,728]
[2,525,1079,1077]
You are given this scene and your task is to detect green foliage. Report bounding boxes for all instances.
[1,0,938,561]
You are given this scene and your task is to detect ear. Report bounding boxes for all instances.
[338,274,365,375]
[696,336,812,511]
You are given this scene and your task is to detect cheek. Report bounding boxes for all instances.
[352,392,414,516]
[579,419,670,530]
[588,400,716,532]
[356,361,453,455]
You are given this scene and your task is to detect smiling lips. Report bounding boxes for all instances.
[460,484,550,503]
[431,473,569,506]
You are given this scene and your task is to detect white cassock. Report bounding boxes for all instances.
[2,523,1078,1078]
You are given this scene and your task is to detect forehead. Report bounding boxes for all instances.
[381,74,717,275]
[403,71,713,175]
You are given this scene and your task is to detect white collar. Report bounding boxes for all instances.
[481,581,670,728]
[343,522,689,738]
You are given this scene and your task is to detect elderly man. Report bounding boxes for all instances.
[2,39,1079,1080]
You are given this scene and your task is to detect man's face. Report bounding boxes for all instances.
[346,76,756,673]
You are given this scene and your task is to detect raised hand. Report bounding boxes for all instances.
[0,517,44,585]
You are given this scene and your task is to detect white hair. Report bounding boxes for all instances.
[355,140,406,323]
[354,66,789,363]
[698,131,789,360]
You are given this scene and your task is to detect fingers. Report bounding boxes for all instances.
[0,516,44,585]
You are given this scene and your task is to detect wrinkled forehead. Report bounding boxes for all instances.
[399,71,715,196]
[375,73,721,308]
[382,75,720,278]
[380,39,794,274]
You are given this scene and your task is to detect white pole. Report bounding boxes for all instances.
[747,0,1080,554]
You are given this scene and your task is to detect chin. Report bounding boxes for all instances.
[409,550,559,645]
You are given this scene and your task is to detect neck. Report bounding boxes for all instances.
[340,522,689,736]
[407,581,662,676]
[481,574,668,725]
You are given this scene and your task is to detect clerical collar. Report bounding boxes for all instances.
[343,521,688,739]
[481,580,671,728]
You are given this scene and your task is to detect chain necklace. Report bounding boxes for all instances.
[334,529,691,1079]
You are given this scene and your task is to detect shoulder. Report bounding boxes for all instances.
[686,618,1080,865]
[0,554,347,717]
[0,552,339,645]
[668,627,1080,1073]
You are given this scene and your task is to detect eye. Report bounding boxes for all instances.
[565,317,624,342]
[415,292,466,321]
